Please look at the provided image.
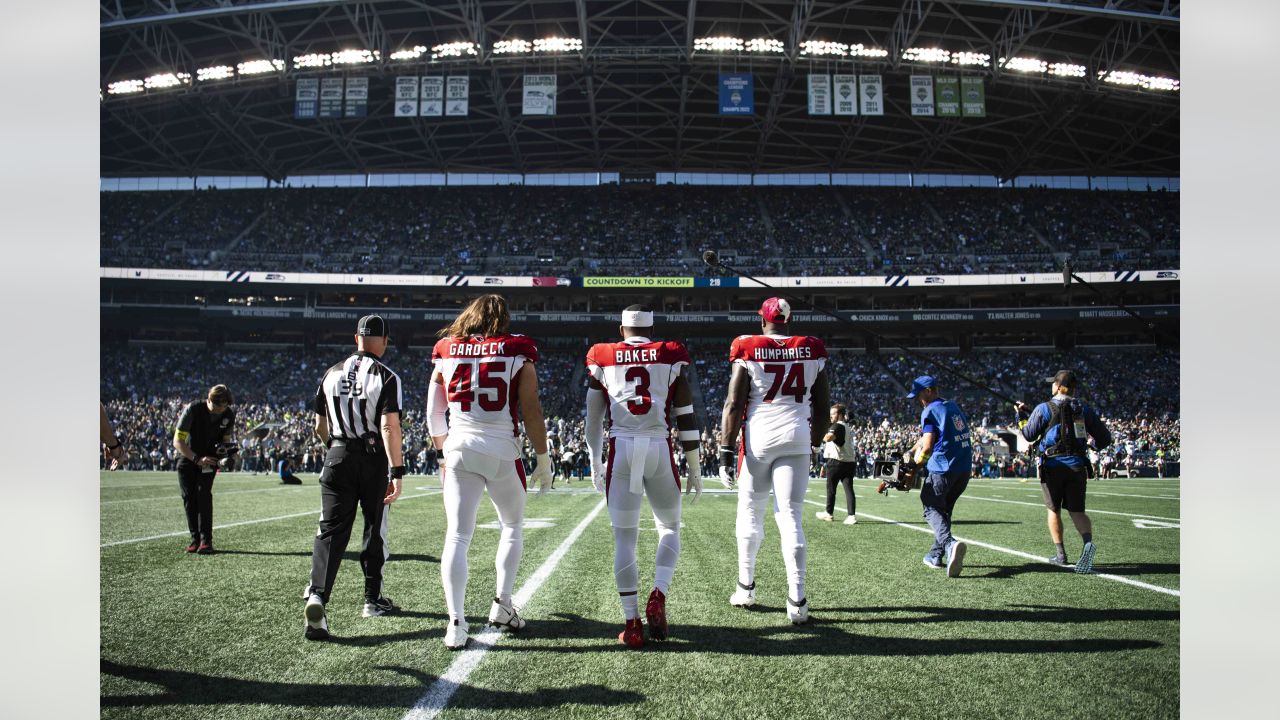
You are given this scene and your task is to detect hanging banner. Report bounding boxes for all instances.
[394,77,419,117]
[935,76,961,117]
[319,78,344,118]
[833,74,858,115]
[719,73,754,115]
[858,74,883,115]
[344,77,368,117]
[294,78,319,119]
[420,76,444,116]
[446,76,469,116]
[910,75,934,116]
[807,74,831,115]
[962,76,986,117]
[522,74,556,115]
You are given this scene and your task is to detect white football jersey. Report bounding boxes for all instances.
[730,334,828,456]
[432,333,538,460]
[586,337,690,439]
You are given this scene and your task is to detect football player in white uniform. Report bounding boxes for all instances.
[584,306,702,648]
[427,294,553,650]
[719,297,830,624]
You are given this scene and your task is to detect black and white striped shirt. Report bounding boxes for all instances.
[313,351,403,440]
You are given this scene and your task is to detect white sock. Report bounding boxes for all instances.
[613,526,639,618]
[494,521,523,602]
[653,523,680,594]
[620,592,639,620]
[441,530,471,622]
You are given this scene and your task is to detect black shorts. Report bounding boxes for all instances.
[1040,463,1088,513]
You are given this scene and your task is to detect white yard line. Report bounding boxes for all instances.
[101,486,304,504]
[100,491,440,547]
[954,493,1181,522]
[803,499,1180,598]
[403,498,608,720]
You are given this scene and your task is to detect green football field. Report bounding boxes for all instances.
[101,470,1180,719]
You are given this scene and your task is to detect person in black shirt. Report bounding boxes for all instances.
[303,315,406,641]
[172,385,236,554]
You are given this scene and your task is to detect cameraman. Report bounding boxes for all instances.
[1016,369,1112,573]
[907,376,972,578]
[173,385,236,555]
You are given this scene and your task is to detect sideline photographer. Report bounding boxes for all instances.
[173,385,237,555]
[1016,369,1112,574]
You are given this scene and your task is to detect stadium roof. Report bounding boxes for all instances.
[100,0,1179,180]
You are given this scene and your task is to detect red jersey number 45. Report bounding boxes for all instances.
[448,361,509,412]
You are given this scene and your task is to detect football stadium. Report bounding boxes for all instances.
[99,1,1180,718]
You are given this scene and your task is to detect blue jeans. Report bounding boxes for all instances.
[920,470,970,561]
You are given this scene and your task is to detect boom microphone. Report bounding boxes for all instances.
[1063,259,1072,290]
[702,250,719,267]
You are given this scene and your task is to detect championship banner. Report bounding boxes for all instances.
[936,76,960,117]
[420,76,444,116]
[719,73,754,115]
[807,74,831,115]
[344,77,368,117]
[318,78,344,118]
[446,76,469,116]
[394,77,419,117]
[910,75,935,116]
[858,74,883,115]
[522,74,556,115]
[294,78,319,119]
[833,74,857,115]
[962,76,986,117]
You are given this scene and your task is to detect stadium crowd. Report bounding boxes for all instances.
[101,186,1178,276]
[102,343,1178,479]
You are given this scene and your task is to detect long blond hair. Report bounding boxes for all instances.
[437,294,511,338]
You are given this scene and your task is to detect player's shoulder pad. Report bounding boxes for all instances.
[801,336,828,358]
[729,334,757,360]
[504,333,539,361]
[431,336,452,360]
[585,342,611,367]
[661,340,691,364]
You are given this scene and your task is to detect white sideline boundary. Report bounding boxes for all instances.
[951,493,1181,522]
[100,491,440,547]
[101,486,304,504]
[403,498,608,720]
[802,499,1180,598]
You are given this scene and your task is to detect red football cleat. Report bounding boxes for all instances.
[645,589,668,641]
[184,542,199,553]
[618,618,645,649]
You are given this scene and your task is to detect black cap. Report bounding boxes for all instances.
[1047,369,1078,388]
[357,314,388,337]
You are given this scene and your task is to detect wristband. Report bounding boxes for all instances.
[389,465,406,480]
[678,429,700,442]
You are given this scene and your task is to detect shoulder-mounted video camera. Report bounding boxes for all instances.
[215,442,241,457]
[874,459,922,495]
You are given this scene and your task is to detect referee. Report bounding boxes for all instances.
[816,403,859,525]
[304,315,406,641]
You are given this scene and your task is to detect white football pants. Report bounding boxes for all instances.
[440,449,527,622]
[735,452,809,602]
[606,437,682,619]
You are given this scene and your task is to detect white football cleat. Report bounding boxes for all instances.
[786,597,810,625]
[843,515,857,525]
[488,597,526,630]
[814,511,833,522]
[729,581,756,607]
[304,594,329,641]
[443,619,470,650]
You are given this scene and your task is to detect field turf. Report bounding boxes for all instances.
[101,470,1179,719]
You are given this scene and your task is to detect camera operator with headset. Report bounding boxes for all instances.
[173,384,237,555]
[906,376,972,578]
[1015,369,1112,574]
[303,315,405,641]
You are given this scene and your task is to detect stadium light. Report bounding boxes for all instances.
[849,43,889,58]
[799,40,847,57]
[902,47,951,63]
[533,37,583,53]
[389,45,427,61]
[331,49,379,65]
[432,42,478,59]
[106,79,144,95]
[1102,69,1179,91]
[292,53,331,68]
[196,65,235,81]
[1048,62,1087,78]
[745,38,784,53]
[694,36,744,52]
[238,59,285,75]
[951,51,990,66]
[1000,56,1048,73]
[492,39,532,55]
[144,72,191,89]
